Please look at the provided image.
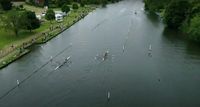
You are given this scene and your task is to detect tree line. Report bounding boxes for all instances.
[25,0,122,8]
[144,0,200,42]
[0,9,40,36]
[0,0,123,36]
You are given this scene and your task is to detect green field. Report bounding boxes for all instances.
[0,5,94,50]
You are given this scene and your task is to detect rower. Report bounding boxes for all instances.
[107,91,110,101]
[104,51,109,57]
[17,80,20,86]
[64,56,71,63]
[50,56,53,62]
[148,44,152,57]
[66,56,71,61]
[149,44,152,51]
[54,66,60,70]
[103,51,109,61]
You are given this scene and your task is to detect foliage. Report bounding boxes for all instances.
[61,4,70,13]
[0,0,12,10]
[144,0,170,12]
[102,0,108,7]
[144,0,200,42]
[187,15,200,42]
[164,0,190,29]
[0,10,23,36]
[45,9,55,22]
[55,0,71,7]
[21,11,40,32]
[80,2,85,7]
[72,3,79,10]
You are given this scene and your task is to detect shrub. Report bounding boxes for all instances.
[0,0,12,10]
[61,4,70,13]
[188,15,200,42]
[72,3,79,10]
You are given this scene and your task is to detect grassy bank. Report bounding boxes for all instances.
[0,5,95,69]
[0,49,30,69]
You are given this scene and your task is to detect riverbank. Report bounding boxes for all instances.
[0,5,96,69]
[144,0,200,42]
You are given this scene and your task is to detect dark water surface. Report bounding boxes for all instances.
[1,0,200,107]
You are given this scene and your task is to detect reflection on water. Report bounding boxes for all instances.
[163,27,200,59]
[146,12,161,27]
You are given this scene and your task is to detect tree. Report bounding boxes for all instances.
[102,0,107,7]
[144,0,170,12]
[188,15,200,42]
[72,3,79,9]
[0,0,12,10]
[164,0,191,29]
[55,0,71,7]
[21,11,40,32]
[45,9,55,23]
[0,10,22,36]
[61,4,70,13]
[80,2,85,7]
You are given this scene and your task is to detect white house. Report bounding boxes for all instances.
[55,13,63,22]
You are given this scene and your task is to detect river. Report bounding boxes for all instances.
[1,0,200,107]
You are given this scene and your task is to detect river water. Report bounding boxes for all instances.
[1,0,200,107]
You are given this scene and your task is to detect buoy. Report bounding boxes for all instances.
[123,45,125,52]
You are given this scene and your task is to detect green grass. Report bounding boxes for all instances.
[0,49,30,69]
[0,29,36,49]
[0,5,95,69]
[0,5,94,52]
[0,21,52,49]
[23,4,45,14]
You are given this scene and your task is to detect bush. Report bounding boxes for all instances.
[164,0,191,29]
[19,4,23,9]
[188,15,200,42]
[45,9,55,22]
[80,2,85,7]
[0,0,12,10]
[102,0,107,7]
[21,11,40,32]
[61,4,70,13]
[56,0,71,7]
[144,0,170,12]
[72,3,79,10]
